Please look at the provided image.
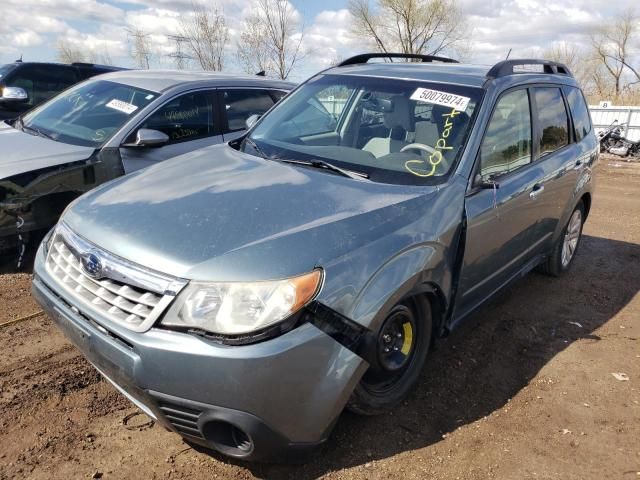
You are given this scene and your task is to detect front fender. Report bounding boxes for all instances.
[347,243,451,333]
[314,175,467,334]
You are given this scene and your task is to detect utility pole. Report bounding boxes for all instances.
[168,34,192,70]
[127,27,152,69]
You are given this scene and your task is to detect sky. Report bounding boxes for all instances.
[0,0,637,82]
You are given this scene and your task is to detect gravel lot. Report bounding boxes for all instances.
[0,158,639,480]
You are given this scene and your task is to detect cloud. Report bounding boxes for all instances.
[0,0,637,78]
[301,9,359,69]
[13,31,45,48]
[4,0,123,22]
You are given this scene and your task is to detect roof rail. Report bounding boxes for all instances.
[487,59,573,78]
[337,52,458,67]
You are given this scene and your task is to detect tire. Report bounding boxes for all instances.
[539,201,584,277]
[347,297,432,415]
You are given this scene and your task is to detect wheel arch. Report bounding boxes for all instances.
[350,258,451,339]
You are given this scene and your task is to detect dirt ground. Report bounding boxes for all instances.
[0,158,639,480]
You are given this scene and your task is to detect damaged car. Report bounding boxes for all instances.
[32,54,597,461]
[0,70,293,266]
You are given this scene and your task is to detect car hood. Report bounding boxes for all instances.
[63,144,434,281]
[0,122,95,179]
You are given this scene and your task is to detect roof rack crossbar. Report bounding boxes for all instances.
[337,52,458,67]
[487,59,573,78]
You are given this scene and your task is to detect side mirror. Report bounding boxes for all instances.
[1,86,29,104]
[474,173,500,190]
[245,114,261,129]
[123,128,169,148]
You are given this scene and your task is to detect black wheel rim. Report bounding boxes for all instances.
[362,305,418,394]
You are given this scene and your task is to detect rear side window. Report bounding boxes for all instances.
[221,89,276,132]
[480,89,532,179]
[270,90,287,102]
[533,87,569,156]
[566,87,592,142]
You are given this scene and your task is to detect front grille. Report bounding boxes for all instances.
[157,400,204,439]
[45,223,187,332]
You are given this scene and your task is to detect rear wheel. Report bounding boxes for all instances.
[539,201,584,277]
[347,297,432,415]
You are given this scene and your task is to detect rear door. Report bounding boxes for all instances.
[526,86,576,248]
[455,87,547,320]
[119,89,222,173]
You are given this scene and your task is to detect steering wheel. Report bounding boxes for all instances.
[400,143,438,156]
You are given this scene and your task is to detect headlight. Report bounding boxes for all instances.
[162,269,322,336]
[43,226,56,255]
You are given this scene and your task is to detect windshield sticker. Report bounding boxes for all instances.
[106,99,139,115]
[410,88,470,112]
[405,108,460,177]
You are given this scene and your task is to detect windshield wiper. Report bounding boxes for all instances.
[22,124,56,141]
[279,158,369,180]
[243,137,269,159]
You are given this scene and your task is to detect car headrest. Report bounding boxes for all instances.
[383,95,412,131]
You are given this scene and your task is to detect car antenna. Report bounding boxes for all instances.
[15,54,23,63]
[505,48,512,60]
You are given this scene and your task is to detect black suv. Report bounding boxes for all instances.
[0,61,125,120]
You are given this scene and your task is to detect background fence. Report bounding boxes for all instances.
[589,105,640,141]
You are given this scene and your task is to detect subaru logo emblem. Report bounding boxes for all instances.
[81,252,103,279]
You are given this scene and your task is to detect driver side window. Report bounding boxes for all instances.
[480,89,532,179]
[137,90,215,145]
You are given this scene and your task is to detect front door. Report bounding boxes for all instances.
[454,88,548,321]
[120,89,222,173]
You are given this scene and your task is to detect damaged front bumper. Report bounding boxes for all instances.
[32,243,367,460]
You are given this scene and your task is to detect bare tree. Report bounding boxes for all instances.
[127,27,153,69]
[57,37,115,66]
[56,38,86,63]
[236,12,272,75]
[348,0,467,59]
[87,47,114,66]
[590,9,639,96]
[179,3,229,71]
[237,0,305,80]
[542,41,594,89]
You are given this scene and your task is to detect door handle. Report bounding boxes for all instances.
[574,159,584,170]
[529,184,544,199]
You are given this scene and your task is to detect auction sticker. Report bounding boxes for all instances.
[410,88,470,112]
[106,99,138,115]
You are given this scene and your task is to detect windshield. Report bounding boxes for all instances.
[244,74,483,185]
[21,80,158,147]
